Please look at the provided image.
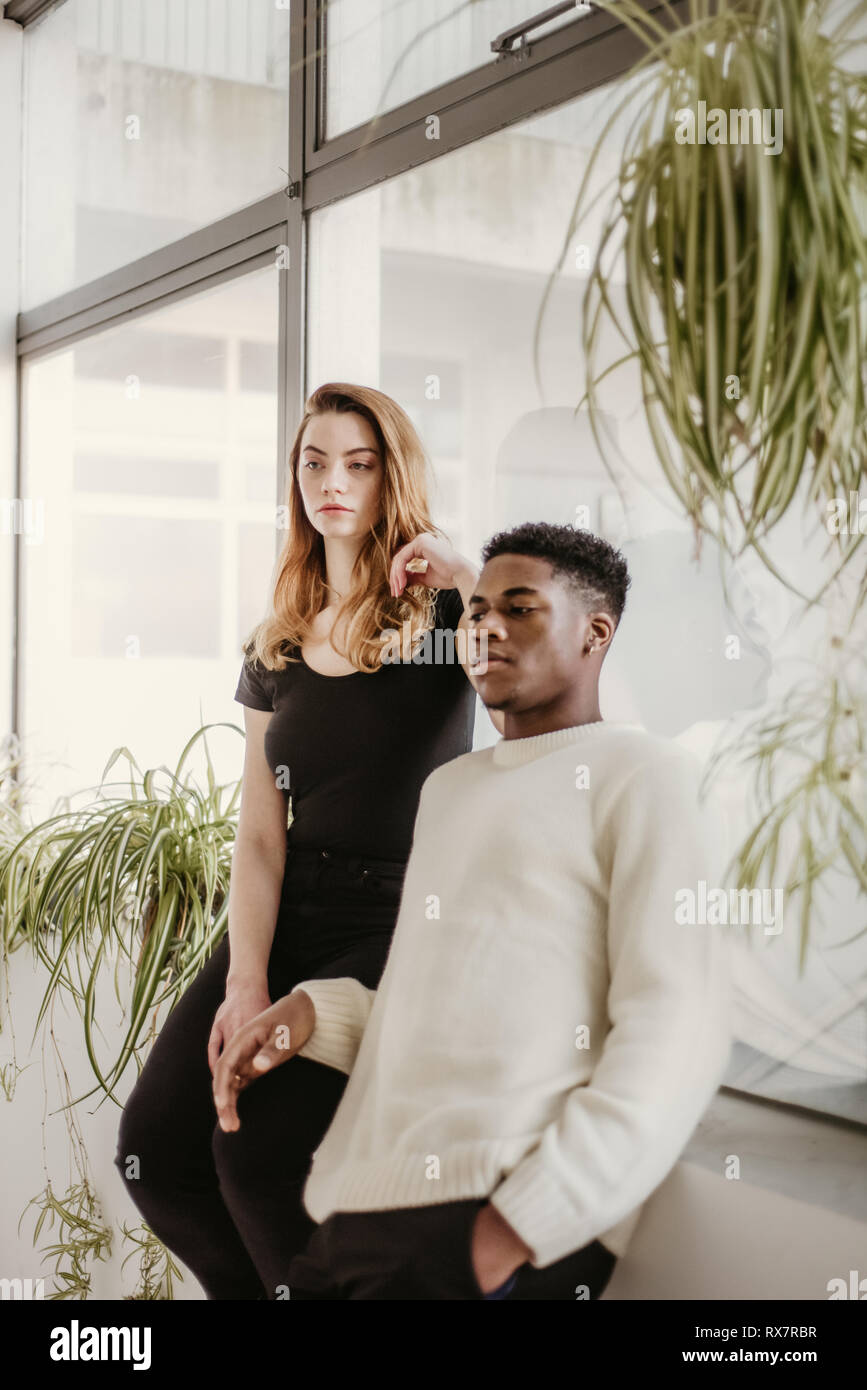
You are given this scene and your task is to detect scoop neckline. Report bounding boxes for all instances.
[297,650,366,679]
[292,588,451,678]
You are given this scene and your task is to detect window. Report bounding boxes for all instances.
[21,0,291,307]
[324,0,589,139]
[19,265,279,814]
[308,86,634,570]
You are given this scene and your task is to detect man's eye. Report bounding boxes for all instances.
[469,608,534,621]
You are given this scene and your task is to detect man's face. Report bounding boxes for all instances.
[467,553,592,712]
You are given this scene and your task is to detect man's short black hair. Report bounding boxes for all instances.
[480,522,631,625]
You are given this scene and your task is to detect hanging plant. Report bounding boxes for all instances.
[540,0,867,595]
[20,1179,113,1300]
[120,1222,184,1300]
[0,724,243,1104]
[703,648,867,969]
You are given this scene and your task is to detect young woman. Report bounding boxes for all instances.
[114,383,498,1300]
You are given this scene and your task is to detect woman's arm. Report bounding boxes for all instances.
[226,706,287,982]
[390,537,506,736]
[207,706,287,1072]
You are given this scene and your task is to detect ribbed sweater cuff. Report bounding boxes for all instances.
[490,1150,590,1269]
[289,979,371,1074]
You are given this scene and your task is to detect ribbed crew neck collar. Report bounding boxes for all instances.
[491,721,641,767]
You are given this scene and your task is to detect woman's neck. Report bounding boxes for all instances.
[322,535,364,603]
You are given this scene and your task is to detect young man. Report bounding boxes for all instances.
[213,523,732,1300]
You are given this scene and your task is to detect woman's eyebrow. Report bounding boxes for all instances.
[302,445,379,457]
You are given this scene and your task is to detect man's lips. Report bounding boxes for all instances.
[471,652,511,672]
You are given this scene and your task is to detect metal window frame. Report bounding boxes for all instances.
[17,1,688,353]
[12,0,679,741]
[303,0,667,208]
[4,0,68,28]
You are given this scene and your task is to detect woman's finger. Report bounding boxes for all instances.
[212,1027,251,1129]
[391,538,430,596]
[212,1054,241,1132]
[389,540,414,595]
[213,1015,277,1129]
[206,1020,223,1076]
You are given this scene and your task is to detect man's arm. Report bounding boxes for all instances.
[486,749,733,1268]
[287,978,377,1074]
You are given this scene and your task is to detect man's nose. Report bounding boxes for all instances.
[479,612,508,641]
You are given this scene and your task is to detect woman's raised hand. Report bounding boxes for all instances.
[389,533,470,597]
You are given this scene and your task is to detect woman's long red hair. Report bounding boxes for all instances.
[243,383,445,674]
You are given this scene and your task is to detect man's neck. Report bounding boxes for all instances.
[501,696,603,741]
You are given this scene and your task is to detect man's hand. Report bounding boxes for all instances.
[212,989,315,1133]
[207,977,272,1076]
[470,1203,533,1294]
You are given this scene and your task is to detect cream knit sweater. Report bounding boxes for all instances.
[290,722,733,1267]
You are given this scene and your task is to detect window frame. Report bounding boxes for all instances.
[11,0,684,720]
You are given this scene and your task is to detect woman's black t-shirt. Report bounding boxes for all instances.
[234,588,476,862]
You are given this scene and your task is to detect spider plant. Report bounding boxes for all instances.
[0,739,33,960]
[20,1178,113,1300]
[543,0,867,599]
[120,1222,183,1300]
[0,723,243,1105]
[703,649,867,969]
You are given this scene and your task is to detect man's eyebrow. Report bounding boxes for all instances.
[302,445,379,456]
[469,586,541,604]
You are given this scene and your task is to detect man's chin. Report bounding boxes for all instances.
[479,691,515,712]
[471,666,518,709]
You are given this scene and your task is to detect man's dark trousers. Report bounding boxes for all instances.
[284,1196,617,1300]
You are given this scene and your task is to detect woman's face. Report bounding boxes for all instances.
[296,410,384,541]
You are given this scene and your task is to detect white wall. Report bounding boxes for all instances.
[0,939,203,1300]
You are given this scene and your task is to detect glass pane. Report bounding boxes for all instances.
[20,266,279,815]
[22,0,291,309]
[324,0,588,139]
[307,85,637,573]
[308,78,867,1128]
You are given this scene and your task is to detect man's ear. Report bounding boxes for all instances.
[590,612,616,652]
